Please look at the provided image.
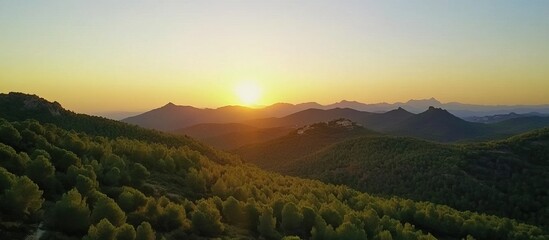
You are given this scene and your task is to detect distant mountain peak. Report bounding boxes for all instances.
[385,107,412,115]
[395,107,410,112]
[339,100,360,104]
[269,102,294,107]
[421,106,463,121]
[426,106,448,112]
[164,102,176,107]
[407,97,442,105]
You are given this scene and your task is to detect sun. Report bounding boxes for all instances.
[235,82,262,106]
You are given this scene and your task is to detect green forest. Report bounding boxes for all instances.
[280,132,549,228]
[235,118,549,230]
[0,94,548,240]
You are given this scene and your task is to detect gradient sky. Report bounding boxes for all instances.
[1,0,548,114]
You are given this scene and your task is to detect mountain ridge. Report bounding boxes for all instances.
[121,97,549,132]
[164,104,549,146]
[122,97,549,120]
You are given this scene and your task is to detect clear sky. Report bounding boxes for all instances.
[1,0,548,114]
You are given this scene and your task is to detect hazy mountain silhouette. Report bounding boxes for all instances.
[325,97,549,117]
[172,123,293,149]
[233,119,378,169]
[122,103,249,131]
[464,112,549,123]
[388,106,489,141]
[123,98,549,132]
[93,111,142,120]
[123,98,549,142]
[360,107,415,131]
[244,107,488,141]
[122,101,323,131]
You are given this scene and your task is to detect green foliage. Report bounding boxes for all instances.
[0,175,43,220]
[0,120,22,147]
[282,236,301,240]
[243,201,261,231]
[310,215,337,240]
[157,202,189,232]
[0,92,233,164]
[0,167,16,192]
[104,167,122,186]
[135,221,156,240]
[281,202,304,235]
[45,188,91,234]
[192,199,224,236]
[258,207,281,240]
[116,223,137,240]
[377,230,393,240]
[249,133,549,227]
[51,148,81,172]
[0,100,547,240]
[211,178,228,198]
[235,119,377,170]
[67,165,97,186]
[0,143,28,174]
[76,174,97,196]
[301,206,317,237]
[130,163,150,186]
[222,196,243,224]
[117,187,147,213]
[84,218,116,240]
[184,168,206,193]
[25,154,55,192]
[335,222,367,240]
[90,195,127,227]
[320,205,343,228]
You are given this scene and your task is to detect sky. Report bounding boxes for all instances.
[1,0,549,114]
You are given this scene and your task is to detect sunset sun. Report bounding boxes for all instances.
[235,82,262,106]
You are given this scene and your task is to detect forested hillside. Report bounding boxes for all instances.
[234,119,379,169]
[244,130,549,228]
[0,93,232,164]
[0,93,547,239]
[173,123,293,150]
[386,107,489,141]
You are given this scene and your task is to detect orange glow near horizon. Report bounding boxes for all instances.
[1,1,549,114]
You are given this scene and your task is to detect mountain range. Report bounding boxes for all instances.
[124,99,549,145]
[121,97,549,128]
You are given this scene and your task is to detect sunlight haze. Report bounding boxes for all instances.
[235,81,262,106]
[1,0,549,114]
